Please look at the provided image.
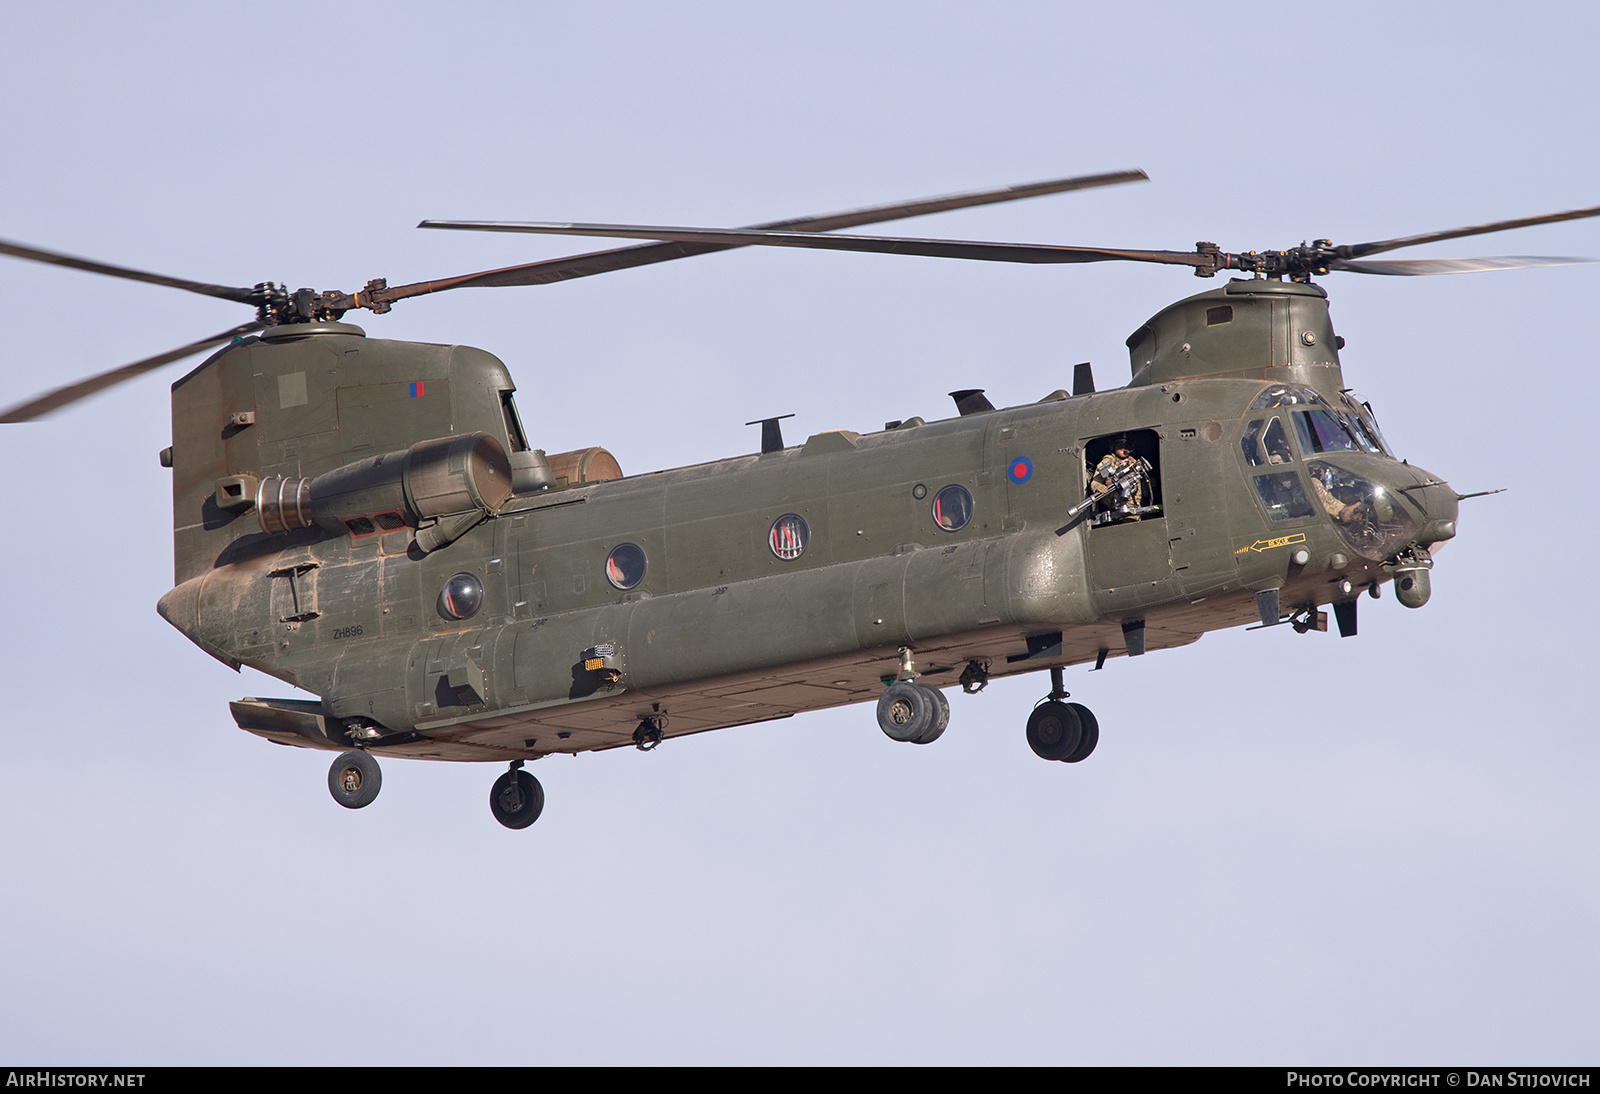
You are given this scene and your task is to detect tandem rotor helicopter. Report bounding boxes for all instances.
[4,170,1595,829]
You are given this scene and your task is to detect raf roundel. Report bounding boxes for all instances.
[1007,456,1034,485]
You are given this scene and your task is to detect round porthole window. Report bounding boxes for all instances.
[769,513,809,560]
[932,484,973,532]
[438,572,485,620]
[605,543,648,590]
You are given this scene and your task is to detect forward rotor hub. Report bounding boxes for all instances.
[1226,240,1346,281]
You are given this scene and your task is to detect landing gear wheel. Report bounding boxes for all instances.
[490,769,545,830]
[328,750,381,809]
[1026,700,1082,761]
[877,681,934,743]
[914,683,949,745]
[1062,702,1099,763]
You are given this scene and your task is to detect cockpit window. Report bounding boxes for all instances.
[1339,411,1384,454]
[1292,409,1360,455]
[1252,472,1315,522]
[1241,417,1294,467]
[1340,393,1391,455]
[1306,460,1419,560]
[1250,383,1327,411]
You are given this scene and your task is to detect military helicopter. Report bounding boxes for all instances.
[4,170,1594,829]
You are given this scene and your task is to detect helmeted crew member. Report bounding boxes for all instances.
[1090,436,1150,520]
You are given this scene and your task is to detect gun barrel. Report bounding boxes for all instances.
[1067,493,1100,519]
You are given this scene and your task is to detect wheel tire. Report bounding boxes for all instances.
[913,684,949,744]
[328,750,382,810]
[1026,701,1082,761]
[1062,703,1099,763]
[490,770,545,830]
[877,682,934,743]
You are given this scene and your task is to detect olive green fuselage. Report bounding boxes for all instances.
[157,279,1456,761]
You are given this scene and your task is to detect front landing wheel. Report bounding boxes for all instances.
[916,684,949,745]
[490,769,545,830]
[328,751,381,809]
[1025,701,1082,762]
[877,681,934,743]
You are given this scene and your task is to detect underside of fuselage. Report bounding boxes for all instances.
[231,597,1248,762]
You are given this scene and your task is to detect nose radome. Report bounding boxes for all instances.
[1397,465,1459,549]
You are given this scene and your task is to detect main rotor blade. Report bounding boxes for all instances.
[390,169,1149,298]
[0,322,264,423]
[417,221,1210,270]
[1330,255,1593,276]
[1347,204,1600,259]
[0,238,262,304]
[428,169,1149,241]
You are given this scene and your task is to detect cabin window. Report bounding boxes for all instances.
[1252,472,1315,522]
[605,543,648,590]
[438,572,485,620]
[769,513,810,560]
[1241,417,1293,468]
[932,485,974,532]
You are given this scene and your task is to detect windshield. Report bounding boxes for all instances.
[1292,408,1362,455]
[1340,392,1392,455]
[1339,411,1384,454]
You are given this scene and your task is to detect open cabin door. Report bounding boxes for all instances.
[1080,429,1177,606]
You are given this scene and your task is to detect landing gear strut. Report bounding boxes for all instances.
[489,760,545,830]
[328,750,382,809]
[1025,667,1099,764]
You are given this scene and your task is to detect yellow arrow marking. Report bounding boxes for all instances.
[1235,532,1307,554]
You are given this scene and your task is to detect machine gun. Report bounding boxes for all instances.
[1066,456,1158,526]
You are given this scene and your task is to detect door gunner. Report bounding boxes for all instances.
[1091,436,1151,521]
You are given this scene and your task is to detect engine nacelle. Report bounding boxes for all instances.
[253,432,513,537]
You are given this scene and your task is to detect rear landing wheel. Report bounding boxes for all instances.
[328,750,381,809]
[1026,701,1082,761]
[1062,702,1099,763]
[490,768,545,830]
